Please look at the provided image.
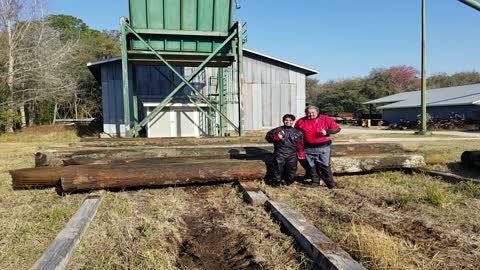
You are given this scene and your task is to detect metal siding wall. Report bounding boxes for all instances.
[296,73,306,118]
[100,55,308,135]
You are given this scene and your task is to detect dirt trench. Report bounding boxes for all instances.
[176,187,263,270]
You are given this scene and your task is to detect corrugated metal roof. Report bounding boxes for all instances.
[242,48,319,75]
[364,84,480,109]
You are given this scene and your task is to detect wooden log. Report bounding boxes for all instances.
[60,159,268,192]
[59,155,424,192]
[413,169,480,185]
[36,143,409,167]
[461,150,480,169]
[78,136,269,147]
[10,167,63,189]
[31,191,105,270]
[14,154,425,190]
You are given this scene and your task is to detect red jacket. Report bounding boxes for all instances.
[294,115,341,146]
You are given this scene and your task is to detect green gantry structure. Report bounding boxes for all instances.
[120,0,245,138]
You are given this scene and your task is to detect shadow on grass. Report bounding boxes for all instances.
[446,162,480,179]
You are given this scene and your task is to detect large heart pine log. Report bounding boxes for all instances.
[36,143,409,167]
[60,159,268,192]
[10,167,63,189]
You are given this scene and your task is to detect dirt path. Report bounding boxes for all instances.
[175,186,313,270]
[176,188,261,269]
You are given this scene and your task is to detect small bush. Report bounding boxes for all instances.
[387,194,418,208]
[423,185,459,207]
[320,219,337,239]
[424,154,446,164]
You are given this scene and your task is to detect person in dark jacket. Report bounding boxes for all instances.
[295,105,341,188]
[266,114,305,186]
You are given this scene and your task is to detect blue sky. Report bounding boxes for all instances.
[49,0,480,82]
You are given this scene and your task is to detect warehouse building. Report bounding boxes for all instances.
[365,84,480,123]
[87,49,318,137]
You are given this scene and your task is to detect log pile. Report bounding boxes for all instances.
[10,138,426,192]
[11,154,425,191]
[35,143,410,167]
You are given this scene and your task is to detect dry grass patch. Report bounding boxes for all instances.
[0,126,83,270]
[341,223,419,270]
[68,185,313,270]
[265,173,480,269]
[213,187,313,269]
[68,189,190,270]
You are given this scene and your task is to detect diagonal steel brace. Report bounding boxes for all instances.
[123,22,240,135]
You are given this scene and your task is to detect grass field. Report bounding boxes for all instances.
[0,126,82,269]
[1,125,480,269]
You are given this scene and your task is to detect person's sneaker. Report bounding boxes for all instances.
[285,180,294,186]
[271,181,281,187]
[327,184,337,189]
[304,181,320,188]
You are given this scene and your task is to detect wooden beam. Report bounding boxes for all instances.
[31,191,105,270]
[413,169,480,185]
[265,201,367,270]
[237,181,268,206]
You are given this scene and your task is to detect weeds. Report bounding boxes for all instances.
[387,194,418,208]
[341,223,414,269]
[423,185,460,207]
[453,181,480,198]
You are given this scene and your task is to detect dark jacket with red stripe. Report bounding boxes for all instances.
[294,115,341,147]
[265,126,305,159]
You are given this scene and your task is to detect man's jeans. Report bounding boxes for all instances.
[305,145,336,188]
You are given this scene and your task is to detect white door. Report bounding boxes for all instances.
[175,109,200,137]
[147,108,173,138]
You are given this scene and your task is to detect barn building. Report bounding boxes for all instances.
[365,84,480,123]
[87,49,318,137]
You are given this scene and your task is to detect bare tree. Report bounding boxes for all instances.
[0,0,77,132]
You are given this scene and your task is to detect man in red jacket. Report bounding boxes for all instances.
[294,105,341,188]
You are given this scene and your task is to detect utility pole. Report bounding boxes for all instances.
[418,0,430,135]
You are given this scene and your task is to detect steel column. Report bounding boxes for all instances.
[237,21,245,136]
[132,64,139,137]
[218,68,226,136]
[120,17,131,138]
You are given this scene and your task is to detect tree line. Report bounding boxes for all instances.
[0,0,119,133]
[307,66,480,117]
[1,1,479,133]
